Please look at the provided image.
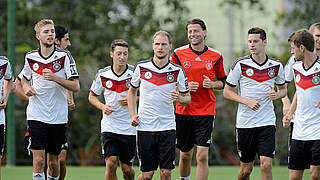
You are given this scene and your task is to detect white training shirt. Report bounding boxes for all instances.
[226,55,285,128]
[23,47,79,124]
[130,59,189,131]
[0,56,13,125]
[285,55,296,83]
[89,65,136,135]
[292,59,320,140]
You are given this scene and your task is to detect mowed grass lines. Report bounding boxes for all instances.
[2,166,310,180]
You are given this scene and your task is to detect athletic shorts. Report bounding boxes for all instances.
[137,130,176,172]
[175,114,214,152]
[25,125,68,154]
[289,139,320,170]
[288,122,294,149]
[236,125,275,163]
[27,120,67,155]
[101,132,136,166]
[0,124,4,156]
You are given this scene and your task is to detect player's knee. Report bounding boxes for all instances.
[34,156,45,169]
[106,157,118,170]
[196,152,208,163]
[310,170,320,179]
[260,160,272,172]
[160,169,171,178]
[121,166,134,177]
[239,166,253,177]
[180,152,192,161]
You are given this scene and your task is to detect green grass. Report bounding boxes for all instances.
[2,166,310,179]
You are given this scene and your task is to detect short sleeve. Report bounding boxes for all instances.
[177,68,189,93]
[89,72,104,96]
[285,55,295,83]
[214,56,227,79]
[4,61,13,80]
[64,52,79,79]
[226,61,241,87]
[22,56,32,80]
[275,63,286,85]
[130,64,141,88]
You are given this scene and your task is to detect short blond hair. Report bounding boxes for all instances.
[34,19,54,34]
[153,30,172,44]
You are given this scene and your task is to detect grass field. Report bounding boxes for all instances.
[2,166,310,179]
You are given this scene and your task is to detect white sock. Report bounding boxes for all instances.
[47,174,60,180]
[33,172,45,180]
[180,176,190,180]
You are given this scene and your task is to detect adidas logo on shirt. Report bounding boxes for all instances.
[195,57,201,61]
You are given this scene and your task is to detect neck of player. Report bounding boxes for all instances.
[191,42,205,52]
[303,52,317,69]
[40,43,54,58]
[113,64,127,75]
[153,56,169,68]
[315,49,320,57]
[251,52,266,64]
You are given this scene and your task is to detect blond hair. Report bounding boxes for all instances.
[153,30,172,44]
[34,19,54,34]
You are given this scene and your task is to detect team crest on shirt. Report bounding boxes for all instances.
[105,80,113,88]
[33,63,40,71]
[312,75,320,85]
[167,73,174,82]
[144,72,152,79]
[268,68,275,78]
[126,80,131,88]
[206,62,212,70]
[246,68,254,76]
[53,62,62,71]
[183,61,191,69]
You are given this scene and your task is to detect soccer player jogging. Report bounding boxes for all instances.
[223,27,286,180]
[283,30,320,180]
[88,40,136,180]
[282,23,320,140]
[15,25,74,180]
[21,19,80,180]
[170,18,226,180]
[128,31,191,180]
[0,56,13,178]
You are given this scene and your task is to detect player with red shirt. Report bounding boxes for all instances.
[170,18,226,180]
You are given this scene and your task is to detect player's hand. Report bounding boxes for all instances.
[188,82,199,92]
[131,115,139,127]
[68,99,75,111]
[43,68,56,81]
[170,86,180,102]
[203,75,213,89]
[24,86,36,97]
[102,104,115,115]
[268,85,277,100]
[245,97,261,111]
[117,94,128,106]
[282,113,293,128]
[316,101,320,108]
[0,98,7,109]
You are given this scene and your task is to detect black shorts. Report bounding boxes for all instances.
[137,130,176,172]
[289,139,320,170]
[175,114,214,152]
[236,125,275,163]
[0,124,4,156]
[288,122,294,148]
[101,132,136,166]
[61,127,68,150]
[27,120,67,155]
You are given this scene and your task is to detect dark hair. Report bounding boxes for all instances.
[186,18,206,31]
[248,27,267,41]
[110,39,128,52]
[55,25,68,41]
[289,29,314,52]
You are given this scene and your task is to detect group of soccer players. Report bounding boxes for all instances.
[0,17,319,180]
